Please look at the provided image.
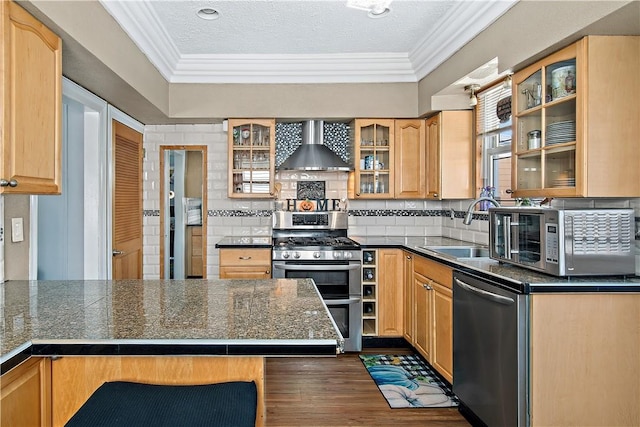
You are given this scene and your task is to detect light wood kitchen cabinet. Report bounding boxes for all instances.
[350,119,395,199]
[430,281,453,383]
[403,251,414,343]
[413,269,432,361]
[186,226,203,277]
[219,248,271,279]
[227,119,275,198]
[512,36,640,198]
[1,357,51,427]
[425,111,473,200]
[411,254,454,383]
[529,293,640,426]
[1,0,62,194]
[377,249,404,337]
[394,120,426,199]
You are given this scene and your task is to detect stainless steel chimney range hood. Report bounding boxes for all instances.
[277,120,352,171]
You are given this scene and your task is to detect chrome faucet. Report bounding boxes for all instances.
[463,197,501,225]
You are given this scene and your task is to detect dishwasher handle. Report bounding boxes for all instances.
[454,277,514,305]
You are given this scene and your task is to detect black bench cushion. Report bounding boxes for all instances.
[64,381,257,427]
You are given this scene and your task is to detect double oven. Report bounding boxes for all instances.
[272,211,362,352]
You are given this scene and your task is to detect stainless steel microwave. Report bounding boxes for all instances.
[489,207,635,276]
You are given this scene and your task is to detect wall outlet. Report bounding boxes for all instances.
[11,217,24,243]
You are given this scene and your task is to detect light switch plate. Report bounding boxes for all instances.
[11,217,24,242]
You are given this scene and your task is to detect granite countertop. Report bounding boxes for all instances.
[350,236,640,293]
[1,279,342,374]
[215,236,272,248]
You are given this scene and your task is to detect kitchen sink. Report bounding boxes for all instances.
[422,246,490,259]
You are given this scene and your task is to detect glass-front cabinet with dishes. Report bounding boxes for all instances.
[227,119,276,198]
[350,119,394,199]
[511,36,640,198]
[513,45,577,196]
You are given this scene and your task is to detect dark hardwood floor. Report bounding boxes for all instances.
[265,349,471,427]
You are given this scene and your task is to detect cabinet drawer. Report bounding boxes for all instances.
[220,266,271,279]
[220,249,271,266]
[413,255,453,288]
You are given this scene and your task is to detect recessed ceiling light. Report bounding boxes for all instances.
[197,8,220,20]
[367,7,390,18]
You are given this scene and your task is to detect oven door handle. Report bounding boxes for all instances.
[272,264,361,271]
[324,297,361,306]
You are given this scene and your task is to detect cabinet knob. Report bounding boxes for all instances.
[356,193,360,196]
[406,256,412,260]
[112,249,124,256]
[423,283,433,290]
[266,270,270,274]
[432,193,438,198]
[506,189,514,194]
[0,179,18,187]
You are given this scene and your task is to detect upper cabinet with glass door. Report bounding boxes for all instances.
[228,119,276,198]
[351,119,394,199]
[512,36,640,198]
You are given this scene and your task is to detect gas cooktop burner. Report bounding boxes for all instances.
[274,236,359,250]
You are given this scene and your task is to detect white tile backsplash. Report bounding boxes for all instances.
[140,125,640,279]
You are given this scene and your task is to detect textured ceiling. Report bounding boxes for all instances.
[99,0,517,84]
[151,1,453,55]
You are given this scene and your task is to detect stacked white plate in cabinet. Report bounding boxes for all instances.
[552,177,576,187]
[546,120,576,145]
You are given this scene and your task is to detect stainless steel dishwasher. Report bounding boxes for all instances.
[453,270,529,427]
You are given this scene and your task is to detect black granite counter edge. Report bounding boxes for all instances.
[0,344,31,375]
[215,243,272,248]
[2,340,338,374]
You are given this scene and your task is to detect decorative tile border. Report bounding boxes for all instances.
[144,209,272,217]
[349,209,442,217]
[143,209,490,220]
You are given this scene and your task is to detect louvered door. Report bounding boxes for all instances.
[112,121,143,279]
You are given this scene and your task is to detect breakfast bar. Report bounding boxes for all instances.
[0,278,343,426]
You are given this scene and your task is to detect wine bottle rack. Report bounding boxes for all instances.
[362,249,378,336]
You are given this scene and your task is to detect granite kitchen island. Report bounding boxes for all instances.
[1,278,342,426]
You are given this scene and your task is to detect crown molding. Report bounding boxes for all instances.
[99,0,515,84]
[99,0,181,81]
[171,53,416,84]
[410,0,517,80]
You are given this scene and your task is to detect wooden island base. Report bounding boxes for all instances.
[51,356,265,427]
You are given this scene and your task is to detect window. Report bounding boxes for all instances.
[476,81,514,206]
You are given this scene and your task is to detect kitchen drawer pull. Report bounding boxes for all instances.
[273,264,360,272]
[238,256,252,260]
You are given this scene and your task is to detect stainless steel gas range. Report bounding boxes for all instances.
[272,211,362,352]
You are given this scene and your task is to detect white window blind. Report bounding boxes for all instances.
[476,81,513,204]
[477,84,512,141]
